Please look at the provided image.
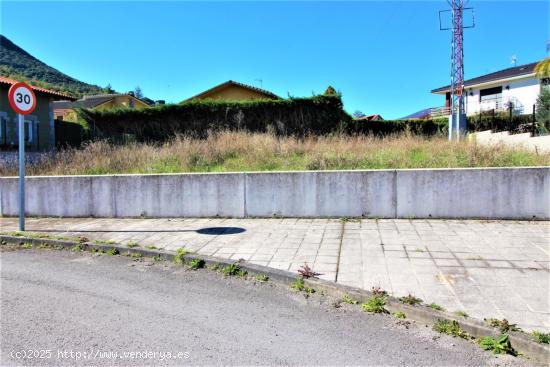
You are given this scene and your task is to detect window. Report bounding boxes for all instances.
[479,86,502,101]
[25,120,33,142]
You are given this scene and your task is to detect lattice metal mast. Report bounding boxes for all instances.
[440,0,474,140]
[450,0,465,139]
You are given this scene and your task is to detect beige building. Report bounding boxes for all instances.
[183,80,280,102]
[53,93,151,122]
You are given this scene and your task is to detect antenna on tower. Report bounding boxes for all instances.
[439,0,475,141]
[510,55,517,67]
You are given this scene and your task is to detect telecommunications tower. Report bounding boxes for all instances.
[440,0,474,140]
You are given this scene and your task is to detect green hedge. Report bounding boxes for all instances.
[467,110,534,132]
[79,94,352,141]
[55,119,84,148]
[346,119,447,136]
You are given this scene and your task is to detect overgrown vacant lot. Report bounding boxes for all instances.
[1,132,549,176]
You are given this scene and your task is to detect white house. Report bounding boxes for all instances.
[431,61,542,116]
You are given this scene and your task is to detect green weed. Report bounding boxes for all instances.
[126,241,139,248]
[173,248,187,264]
[393,311,406,319]
[291,277,315,294]
[70,244,83,252]
[189,258,205,270]
[342,293,359,305]
[94,239,116,245]
[485,318,521,333]
[145,245,159,250]
[433,320,470,339]
[361,295,388,314]
[478,334,518,356]
[399,294,423,305]
[455,311,468,318]
[532,331,550,344]
[21,242,33,249]
[153,254,163,262]
[255,274,269,282]
[429,303,445,311]
[106,248,119,256]
[91,247,106,254]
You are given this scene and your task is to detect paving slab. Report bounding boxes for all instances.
[0,217,548,331]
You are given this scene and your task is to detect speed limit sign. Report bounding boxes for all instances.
[8,82,36,115]
[8,82,36,232]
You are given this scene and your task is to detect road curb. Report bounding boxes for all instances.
[1,234,548,365]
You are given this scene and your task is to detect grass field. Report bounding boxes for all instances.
[1,132,549,176]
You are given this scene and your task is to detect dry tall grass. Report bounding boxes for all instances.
[1,131,548,176]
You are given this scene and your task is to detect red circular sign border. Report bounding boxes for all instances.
[8,82,37,115]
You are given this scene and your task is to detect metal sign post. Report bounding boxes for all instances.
[8,82,36,231]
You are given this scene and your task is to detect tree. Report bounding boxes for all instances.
[324,86,337,95]
[536,87,550,132]
[103,83,114,94]
[535,57,550,79]
[134,86,144,99]
[353,110,366,118]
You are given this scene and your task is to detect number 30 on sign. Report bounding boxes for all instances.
[8,82,36,115]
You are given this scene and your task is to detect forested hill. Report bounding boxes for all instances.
[0,35,105,97]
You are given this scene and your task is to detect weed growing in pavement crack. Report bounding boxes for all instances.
[255,274,269,282]
[399,294,423,305]
[189,258,205,270]
[208,263,221,271]
[393,311,406,319]
[485,318,522,333]
[91,248,106,254]
[145,245,159,250]
[222,263,247,277]
[70,244,83,252]
[342,293,359,305]
[153,254,163,262]
[433,320,470,339]
[371,286,388,297]
[532,331,550,344]
[173,248,188,264]
[94,239,116,245]
[21,242,33,249]
[126,241,139,248]
[291,277,315,295]
[455,311,468,318]
[362,295,389,314]
[478,334,518,356]
[130,252,142,258]
[107,248,119,256]
[297,263,322,279]
[429,303,445,311]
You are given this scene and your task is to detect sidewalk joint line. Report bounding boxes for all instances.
[334,219,345,282]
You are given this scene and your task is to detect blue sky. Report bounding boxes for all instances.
[1,1,548,119]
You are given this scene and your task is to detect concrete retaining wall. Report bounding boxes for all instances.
[1,167,549,219]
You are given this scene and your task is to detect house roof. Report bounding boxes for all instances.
[0,76,77,100]
[53,94,149,110]
[183,80,281,102]
[431,61,540,94]
[355,114,384,121]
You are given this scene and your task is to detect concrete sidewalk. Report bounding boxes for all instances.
[1,217,548,331]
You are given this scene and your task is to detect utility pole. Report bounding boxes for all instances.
[440,0,475,141]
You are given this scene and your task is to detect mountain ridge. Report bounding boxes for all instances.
[0,35,106,97]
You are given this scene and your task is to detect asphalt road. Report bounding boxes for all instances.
[0,248,530,366]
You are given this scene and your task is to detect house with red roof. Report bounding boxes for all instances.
[0,77,76,151]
